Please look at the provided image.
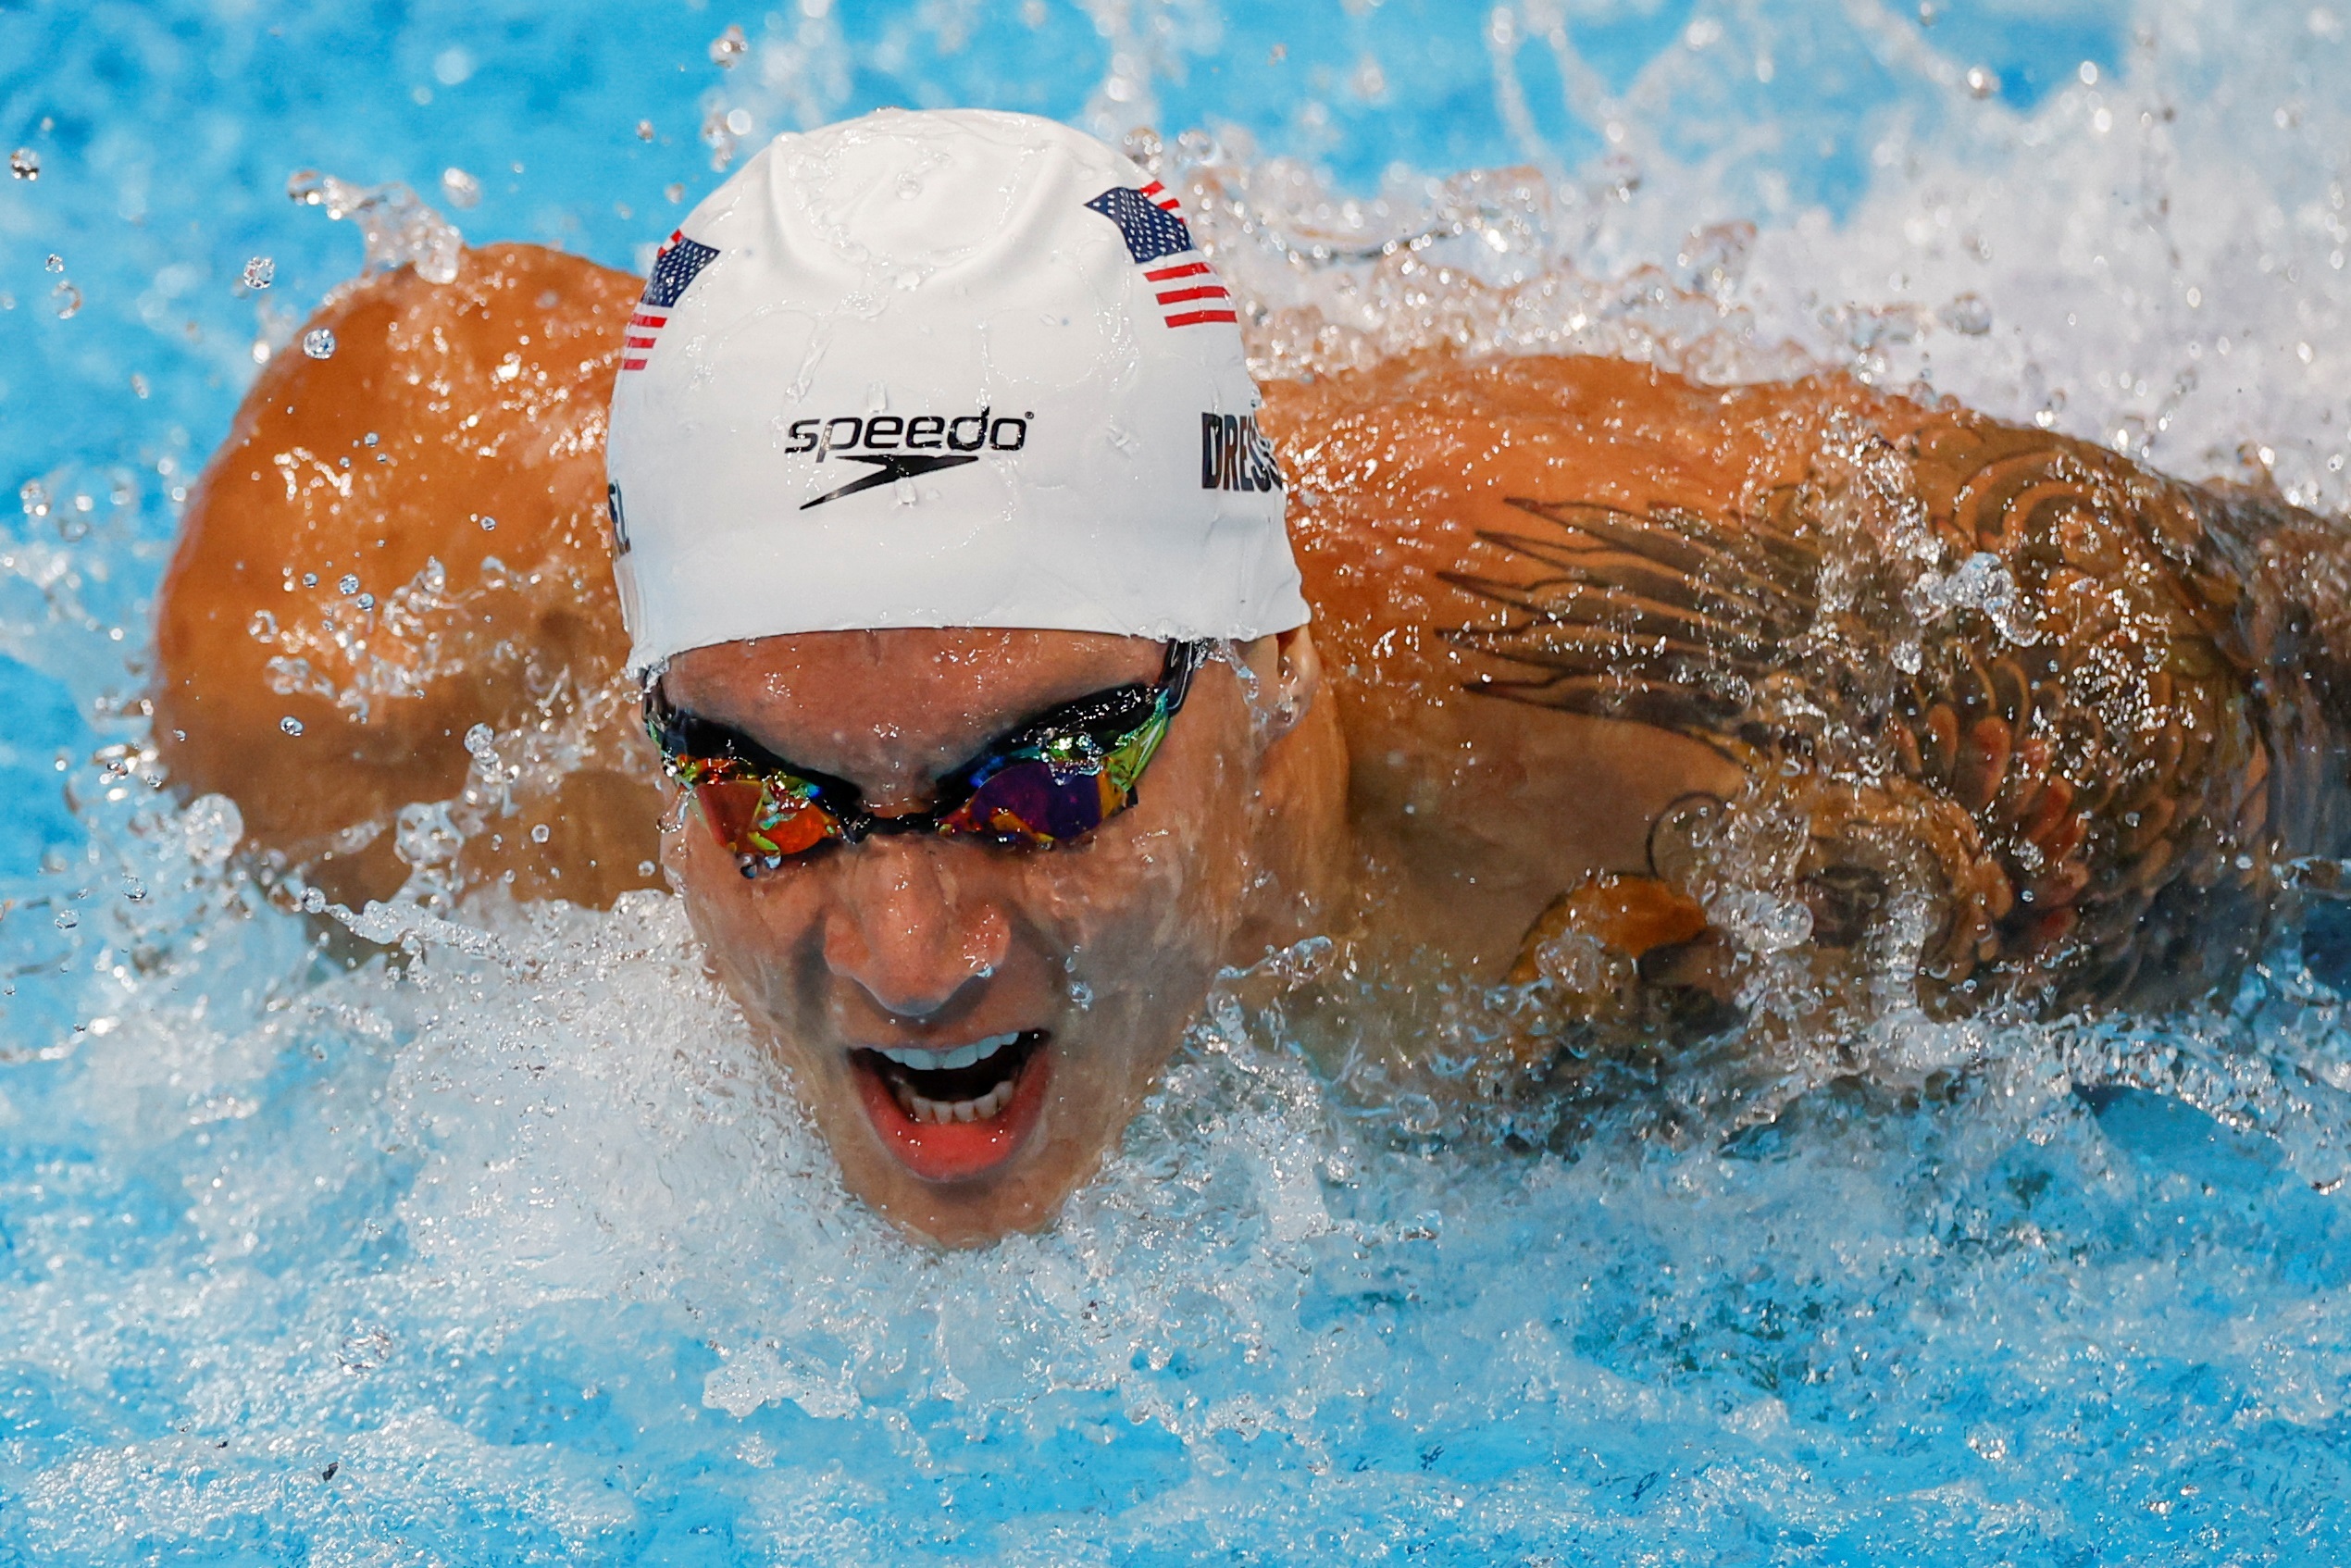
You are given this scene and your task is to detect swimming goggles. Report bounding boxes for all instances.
[646,641,1210,872]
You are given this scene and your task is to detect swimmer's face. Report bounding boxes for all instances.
[659,628,1303,1245]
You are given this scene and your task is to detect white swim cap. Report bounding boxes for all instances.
[603,107,1308,676]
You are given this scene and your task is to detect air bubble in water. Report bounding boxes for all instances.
[338,1325,392,1374]
[53,911,76,930]
[51,280,80,319]
[710,23,747,67]
[1965,65,2000,98]
[441,167,481,210]
[43,254,61,273]
[637,119,655,142]
[19,480,48,517]
[529,823,551,844]
[280,716,305,736]
[303,328,336,359]
[8,148,37,180]
[242,256,274,291]
[463,723,497,759]
[337,573,359,595]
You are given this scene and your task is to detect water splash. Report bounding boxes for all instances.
[6,0,2351,1558]
[284,169,463,286]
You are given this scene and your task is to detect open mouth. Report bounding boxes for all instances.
[849,1029,1051,1183]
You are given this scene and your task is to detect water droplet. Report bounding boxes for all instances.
[1965,64,2000,98]
[303,328,337,359]
[338,573,359,595]
[363,430,379,446]
[280,716,305,736]
[51,280,80,319]
[709,23,747,67]
[530,823,552,844]
[43,254,61,273]
[637,119,656,142]
[19,480,48,517]
[355,592,375,611]
[702,108,739,172]
[242,255,275,291]
[9,148,37,180]
[441,167,481,210]
[463,724,497,759]
[53,911,76,930]
[478,514,496,531]
[665,182,686,205]
[301,572,317,588]
[1937,292,1993,335]
[178,792,243,871]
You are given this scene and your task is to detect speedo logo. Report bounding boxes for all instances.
[1201,412,1284,493]
[785,408,1031,511]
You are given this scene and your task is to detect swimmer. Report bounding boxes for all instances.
[155,110,2351,1242]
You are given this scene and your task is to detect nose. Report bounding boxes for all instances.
[819,839,1012,1022]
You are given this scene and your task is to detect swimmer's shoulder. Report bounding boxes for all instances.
[155,243,656,909]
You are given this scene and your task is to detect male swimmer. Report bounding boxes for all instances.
[156,110,2351,1242]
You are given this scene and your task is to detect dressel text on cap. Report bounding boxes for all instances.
[1200,412,1283,494]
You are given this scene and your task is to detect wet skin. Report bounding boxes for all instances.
[155,243,2351,1239]
[151,249,1727,1248]
[657,628,1342,1244]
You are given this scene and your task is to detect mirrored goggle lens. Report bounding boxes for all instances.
[940,759,1125,846]
[693,777,840,861]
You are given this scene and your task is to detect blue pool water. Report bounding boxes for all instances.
[6,0,2351,1560]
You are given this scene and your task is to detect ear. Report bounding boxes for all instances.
[1238,625,1322,746]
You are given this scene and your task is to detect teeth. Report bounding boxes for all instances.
[889,1072,1020,1126]
[874,1031,1023,1073]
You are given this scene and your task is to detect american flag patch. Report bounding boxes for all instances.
[1083,183,1237,330]
[621,230,721,372]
